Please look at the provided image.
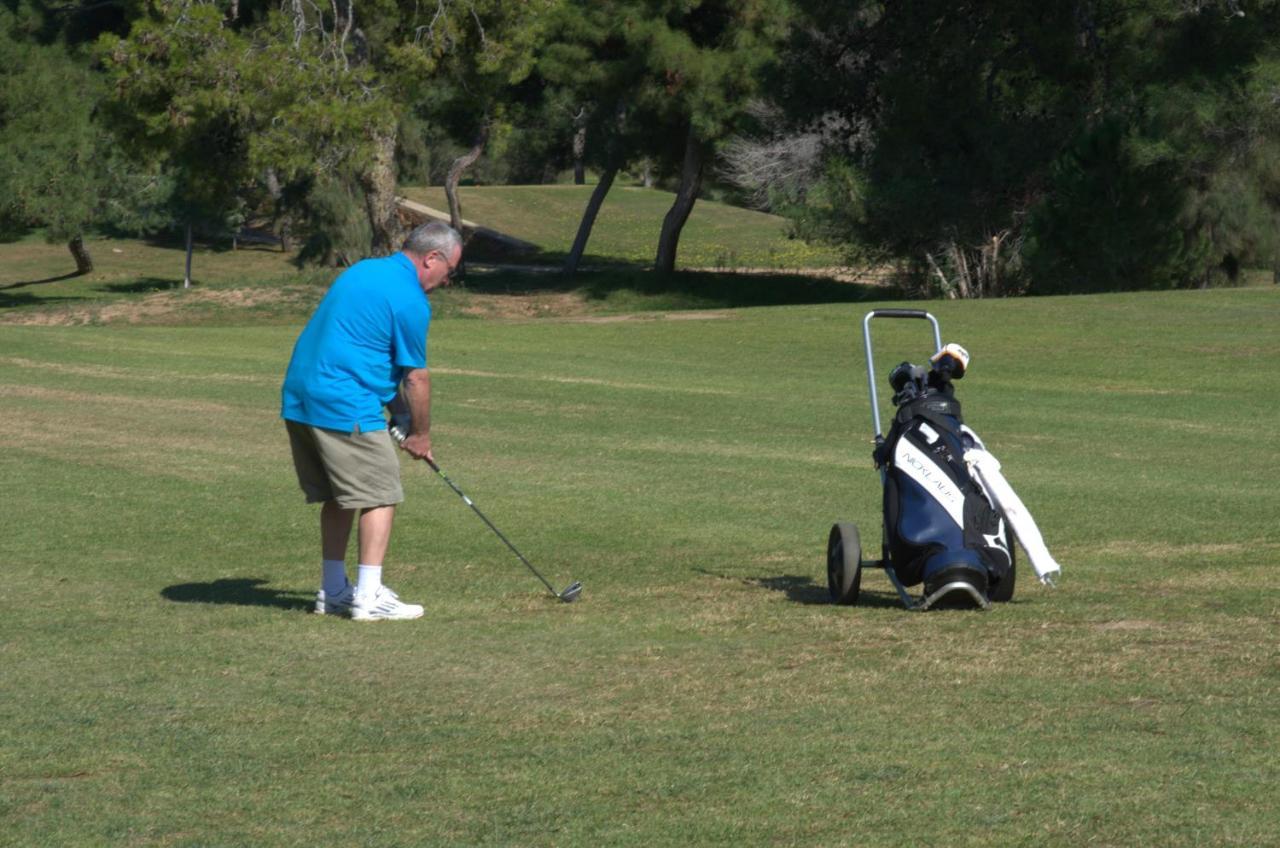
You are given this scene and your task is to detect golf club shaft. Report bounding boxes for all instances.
[389,424,576,600]
[423,458,562,598]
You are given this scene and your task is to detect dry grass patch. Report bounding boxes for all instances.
[0,383,235,416]
[435,366,740,396]
[458,291,592,320]
[0,285,319,326]
[0,355,275,386]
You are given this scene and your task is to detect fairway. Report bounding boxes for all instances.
[1,288,1278,846]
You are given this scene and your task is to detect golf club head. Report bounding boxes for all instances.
[558,581,583,603]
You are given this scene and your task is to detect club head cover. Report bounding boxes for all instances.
[930,343,970,379]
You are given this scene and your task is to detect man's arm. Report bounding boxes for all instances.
[398,367,433,461]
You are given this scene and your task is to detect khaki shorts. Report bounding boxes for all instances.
[286,421,404,508]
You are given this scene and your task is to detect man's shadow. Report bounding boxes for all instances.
[161,577,313,612]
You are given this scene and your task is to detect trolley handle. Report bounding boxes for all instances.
[861,309,943,440]
[867,309,931,319]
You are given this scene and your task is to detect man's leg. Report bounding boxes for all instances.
[305,425,419,621]
[316,501,356,613]
[357,505,395,566]
[353,505,394,599]
[352,504,423,621]
[288,422,352,606]
[321,500,356,561]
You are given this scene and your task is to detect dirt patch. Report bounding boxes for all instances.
[0,286,314,327]
[458,292,592,321]
[467,262,897,286]
[684,265,898,285]
[455,291,736,324]
[568,310,734,324]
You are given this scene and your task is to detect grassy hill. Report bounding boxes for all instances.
[400,183,844,269]
[0,184,871,327]
[2,287,1278,845]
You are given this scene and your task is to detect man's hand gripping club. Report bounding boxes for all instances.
[388,368,434,463]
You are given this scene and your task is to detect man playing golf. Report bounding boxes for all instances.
[281,221,462,621]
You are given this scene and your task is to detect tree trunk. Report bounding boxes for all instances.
[563,163,618,276]
[654,128,706,275]
[572,107,587,185]
[265,168,293,252]
[184,222,193,289]
[68,234,93,275]
[445,120,490,235]
[361,126,405,257]
[573,129,587,185]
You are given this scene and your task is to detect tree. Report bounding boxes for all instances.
[537,0,648,275]
[98,2,256,285]
[399,0,559,240]
[1024,1,1280,292]
[781,0,1104,296]
[0,23,104,273]
[0,5,166,275]
[560,102,627,275]
[539,0,792,275]
[780,0,1280,296]
[637,0,794,274]
[99,0,404,269]
[717,101,823,213]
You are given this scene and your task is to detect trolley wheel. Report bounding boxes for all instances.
[989,528,1017,603]
[827,522,863,605]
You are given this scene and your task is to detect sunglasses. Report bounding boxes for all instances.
[431,250,462,283]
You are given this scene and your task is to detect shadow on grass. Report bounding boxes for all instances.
[0,271,83,290]
[161,577,313,612]
[0,291,85,309]
[751,574,904,609]
[99,277,184,294]
[460,264,899,310]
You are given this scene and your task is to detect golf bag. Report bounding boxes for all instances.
[876,366,1015,601]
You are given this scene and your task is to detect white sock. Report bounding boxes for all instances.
[355,564,382,598]
[322,559,348,595]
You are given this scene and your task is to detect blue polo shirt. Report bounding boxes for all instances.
[281,253,430,433]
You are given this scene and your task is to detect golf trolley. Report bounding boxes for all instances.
[827,309,1061,611]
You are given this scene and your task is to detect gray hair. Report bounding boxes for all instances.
[402,221,463,257]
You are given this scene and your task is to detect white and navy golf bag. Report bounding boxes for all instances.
[877,374,1015,603]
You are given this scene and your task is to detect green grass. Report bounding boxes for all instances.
[400,183,844,269]
[0,232,330,325]
[1,288,1278,846]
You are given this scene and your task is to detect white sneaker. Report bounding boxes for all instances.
[350,585,424,621]
[315,583,355,616]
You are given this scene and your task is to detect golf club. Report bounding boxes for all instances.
[390,426,583,603]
